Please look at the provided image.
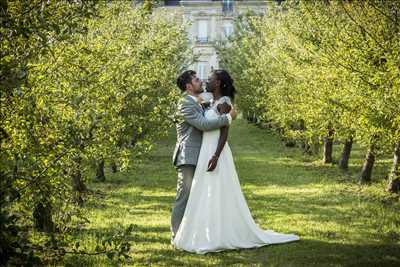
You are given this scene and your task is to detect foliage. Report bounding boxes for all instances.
[1,1,190,265]
[218,0,400,184]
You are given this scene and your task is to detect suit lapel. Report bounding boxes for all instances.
[183,94,203,111]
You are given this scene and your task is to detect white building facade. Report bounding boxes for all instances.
[156,0,269,80]
[180,0,266,81]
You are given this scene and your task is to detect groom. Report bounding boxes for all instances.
[171,70,236,242]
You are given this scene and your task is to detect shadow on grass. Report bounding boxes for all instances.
[75,120,398,266]
[124,239,400,267]
[85,161,397,241]
[65,211,400,266]
[65,226,399,267]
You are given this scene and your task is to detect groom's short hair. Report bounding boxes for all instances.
[177,70,196,92]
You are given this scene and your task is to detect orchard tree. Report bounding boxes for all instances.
[1,1,190,264]
[218,0,400,190]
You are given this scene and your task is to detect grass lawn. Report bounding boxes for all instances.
[64,118,400,267]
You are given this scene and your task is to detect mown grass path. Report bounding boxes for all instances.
[65,119,400,267]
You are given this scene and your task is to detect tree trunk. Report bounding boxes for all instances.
[301,140,312,155]
[339,137,353,170]
[13,155,18,178]
[387,142,400,193]
[323,129,334,163]
[72,164,86,192]
[71,157,86,205]
[245,111,251,122]
[284,139,296,147]
[94,159,105,182]
[33,200,54,232]
[250,112,257,123]
[359,146,375,184]
[131,131,137,146]
[111,161,118,173]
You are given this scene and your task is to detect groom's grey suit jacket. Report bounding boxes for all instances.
[173,94,230,167]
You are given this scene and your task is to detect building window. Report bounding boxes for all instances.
[196,62,209,81]
[164,0,180,6]
[223,23,233,38]
[222,0,233,13]
[197,20,208,43]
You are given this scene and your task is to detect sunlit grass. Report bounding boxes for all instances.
[63,119,400,267]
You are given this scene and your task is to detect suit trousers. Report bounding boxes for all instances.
[171,164,195,239]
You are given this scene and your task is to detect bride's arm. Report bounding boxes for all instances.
[207,102,232,172]
[207,125,229,172]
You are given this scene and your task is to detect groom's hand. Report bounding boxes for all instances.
[207,155,219,172]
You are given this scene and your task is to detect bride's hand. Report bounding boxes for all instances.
[207,155,219,172]
[217,102,231,114]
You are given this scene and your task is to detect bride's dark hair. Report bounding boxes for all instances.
[213,69,236,101]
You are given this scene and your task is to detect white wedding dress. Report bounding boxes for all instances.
[173,96,300,254]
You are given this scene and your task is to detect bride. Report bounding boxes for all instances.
[172,69,300,254]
